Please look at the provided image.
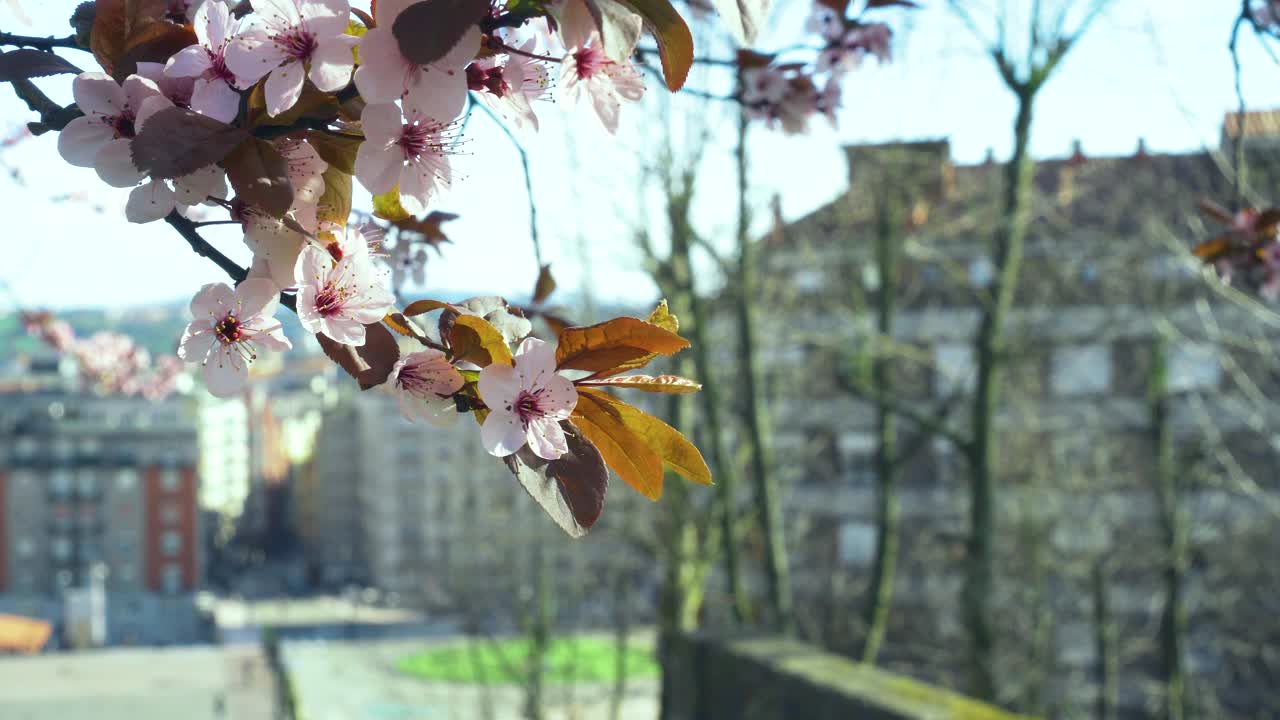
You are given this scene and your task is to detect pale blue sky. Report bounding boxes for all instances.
[0,0,1275,311]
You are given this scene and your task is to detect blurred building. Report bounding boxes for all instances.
[761,122,1280,716]
[0,381,204,647]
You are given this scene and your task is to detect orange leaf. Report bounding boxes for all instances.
[574,390,666,499]
[450,314,513,367]
[579,374,701,394]
[555,316,689,377]
[645,299,679,333]
[403,299,458,316]
[576,388,712,487]
[1192,235,1231,262]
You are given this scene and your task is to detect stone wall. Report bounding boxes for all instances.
[663,633,1026,720]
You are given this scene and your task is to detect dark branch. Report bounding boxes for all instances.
[0,32,83,51]
[163,212,298,313]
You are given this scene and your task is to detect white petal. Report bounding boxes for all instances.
[477,362,519,409]
[134,94,173,132]
[203,346,250,397]
[440,26,481,70]
[165,45,213,78]
[190,282,236,317]
[178,325,216,362]
[224,29,287,87]
[514,336,557,386]
[201,0,233,48]
[122,75,163,112]
[125,179,177,223]
[301,0,352,36]
[540,374,578,419]
[264,63,306,116]
[353,28,409,104]
[525,417,568,460]
[174,165,226,204]
[235,277,281,318]
[481,409,526,457]
[56,115,113,167]
[354,142,402,195]
[319,317,366,345]
[360,102,404,143]
[94,139,145,188]
[253,0,303,28]
[404,67,467,122]
[72,72,124,116]
[308,36,356,91]
[188,77,240,123]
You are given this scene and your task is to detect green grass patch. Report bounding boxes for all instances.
[396,636,658,686]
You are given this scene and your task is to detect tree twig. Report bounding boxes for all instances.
[0,31,83,51]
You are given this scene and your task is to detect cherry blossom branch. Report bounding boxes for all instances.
[163,212,298,313]
[494,40,560,64]
[470,93,543,268]
[0,31,83,52]
[7,78,80,133]
[1230,7,1248,212]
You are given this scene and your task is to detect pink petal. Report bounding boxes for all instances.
[588,78,623,134]
[189,77,240,123]
[319,317,367,345]
[178,325,215,362]
[264,63,306,116]
[481,409,527,457]
[125,179,176,223]
[94,138,144,188]
[397,163,432,216]
[514,336,557,386]
[200,0,233,48]
[607,63,645,100]
[478,362,520,410]
[57,115,113,167]
[165,45,212,78]
[72,72,124,116]
[295,284,322,331]
[252,325,293,352]
[353,28,409,104]
[253,0,303,28]
[559,0,597,52]
[539,374,578,420]
[203,345,250,397]
[134,94,173,132]
[525,416,568,460]
[440,26,481,70]
[355,141,402,195]
[224,29,287,87]
[190,282,235,318]
[173,165,226,205]
[308,36,356,91]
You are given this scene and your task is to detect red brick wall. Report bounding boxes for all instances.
[143,467,198,592]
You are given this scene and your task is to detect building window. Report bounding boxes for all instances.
[1051,344,1113,397]
[116,564,137,583]
[161,564,183,593]
[115,470,137,491]
[934,343,975,396]
[51,537,72,561]
[160,531,182,557]
[50,471,73,497]
[160,503,181,525]
[161,470,180,492]
[837,522,877,565]
[16,537,35,557]
[1169,343,1222,392]
[76,471,98,498]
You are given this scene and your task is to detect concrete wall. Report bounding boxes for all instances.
[663,633,1025,720]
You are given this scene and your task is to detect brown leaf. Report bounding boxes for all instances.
[131,107,248,179]
[117,20,197,78]
[222,138,294,218]
[610,0,692,91]
[383,312,430,343]
[393,210,458,252]
[576,388,712,487]
[1256,208,1280,238]
[90,0,167,78]
[391,0,487,65]
[316,322,401,389]
[555,316,690,377]
[578,374,701,394]
[735,49,775,69]
[305,130,362,174]
[0,49,83,81]
[532,264,556,305]
[1191,235,1232,263]
[504,422,608,537]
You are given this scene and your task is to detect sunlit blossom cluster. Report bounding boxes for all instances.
[21,312,186,400]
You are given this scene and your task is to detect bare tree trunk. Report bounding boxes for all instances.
[861,188,902,664]
[668,183,750,625]
[523,542,553,720]
[1149,335,1189,720]
[732,93,792,634]
[964,87,1035,703]
[1092,559,1118,720]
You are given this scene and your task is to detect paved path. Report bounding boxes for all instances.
[284,636,659,720]
[0,645,277,719]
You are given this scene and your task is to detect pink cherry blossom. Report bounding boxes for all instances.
[57,72,164,188]
[294,230,396,346]
[559,33,644,134]
[388,348,465,423]
[354,103,452,215]
[353,0,478,122]
[466,38,551,132]
[224,0,357,117]
[477,337,578,460]
[163,0,245,123]
[817,22,892,75]
[804,3,844,42]
[126,164,229,223]
[135,61,196,109]
[178,279,292,397]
